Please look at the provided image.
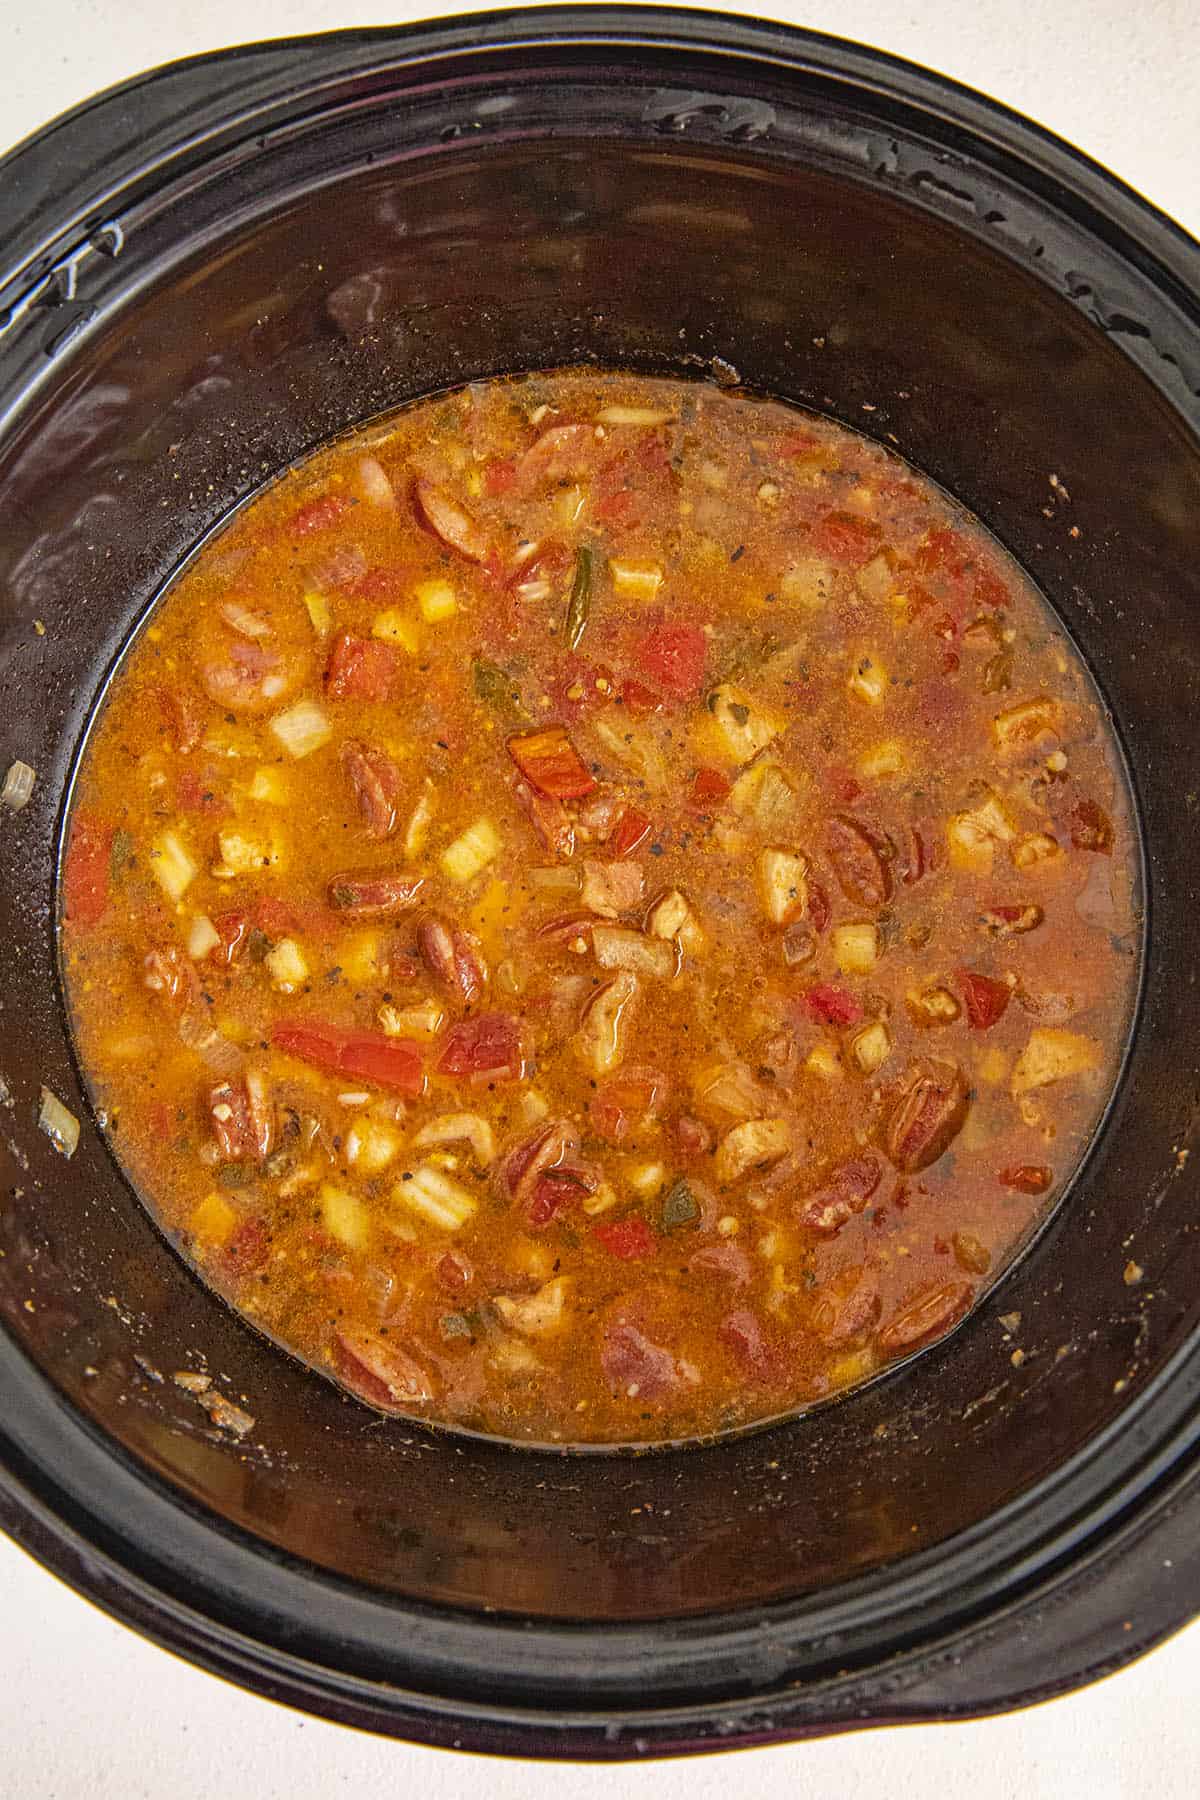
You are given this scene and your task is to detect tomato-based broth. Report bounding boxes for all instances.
[60,373,1137,1446]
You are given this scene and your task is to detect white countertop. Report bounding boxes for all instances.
[5,2,1199,1792]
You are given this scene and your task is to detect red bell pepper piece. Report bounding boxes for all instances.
[272,1022,423,1094]
[506,725,596,799]
[610,807,652,858]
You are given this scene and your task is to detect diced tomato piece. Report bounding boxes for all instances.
[325,631,399,702]
[915,527,970,580]
[271,1022,424,1094]
[619,678,663,714]
[222,1218,270,1276]
[436,1013,523,1080]
[610,807,652,858]
[63,814,114,928]
[689,766,731,810]
[633,622,707,700]
[999,1164,1053,1195]
[351,565,407,603]
[779,430,822,458]
[1068,798,1114,854]
[590,1068,669,1144]
[255,896,299,938]
[287,494,352,538]
[483,457,517,496]
[437,1249,474,1292]
[914,528,1009,614]
[811,511,878,565]
[211,909,251,964]
[594,1216,656,1260]
[957,969,1012,1030]
[507,725,596,799]
[973,564,1010,611]
[176,767,227,815]
[802,982,862,1026]
[597,487,639,526]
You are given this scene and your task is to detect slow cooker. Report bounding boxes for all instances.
[1,6,1198,1757]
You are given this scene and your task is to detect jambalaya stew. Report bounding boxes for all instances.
[60,374,1138,1446]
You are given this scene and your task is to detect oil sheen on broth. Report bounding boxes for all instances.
[60,373,1138,1447]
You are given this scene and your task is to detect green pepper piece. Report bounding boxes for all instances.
[472,657,530,720]
[662,1178,700,1231]
[564,544,594,651]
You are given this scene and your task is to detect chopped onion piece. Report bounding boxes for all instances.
[592,924,675,980]
[2,760,36,811]
[596,406,675,427]
[357,454,394,506]
[186,914,221,960]
[303,590,333,636]
[177,1010,243,1075]
[38,1086,80,1158]
[411,1111,497,1167]
[269,699,332,760]
[529,865,581,894]
[219,600,271,639]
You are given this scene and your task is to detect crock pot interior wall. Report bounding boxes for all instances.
[2,79,1199,1626]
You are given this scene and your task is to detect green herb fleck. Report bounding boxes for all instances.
[110,829,135,878]
[439,1311,476,1342]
